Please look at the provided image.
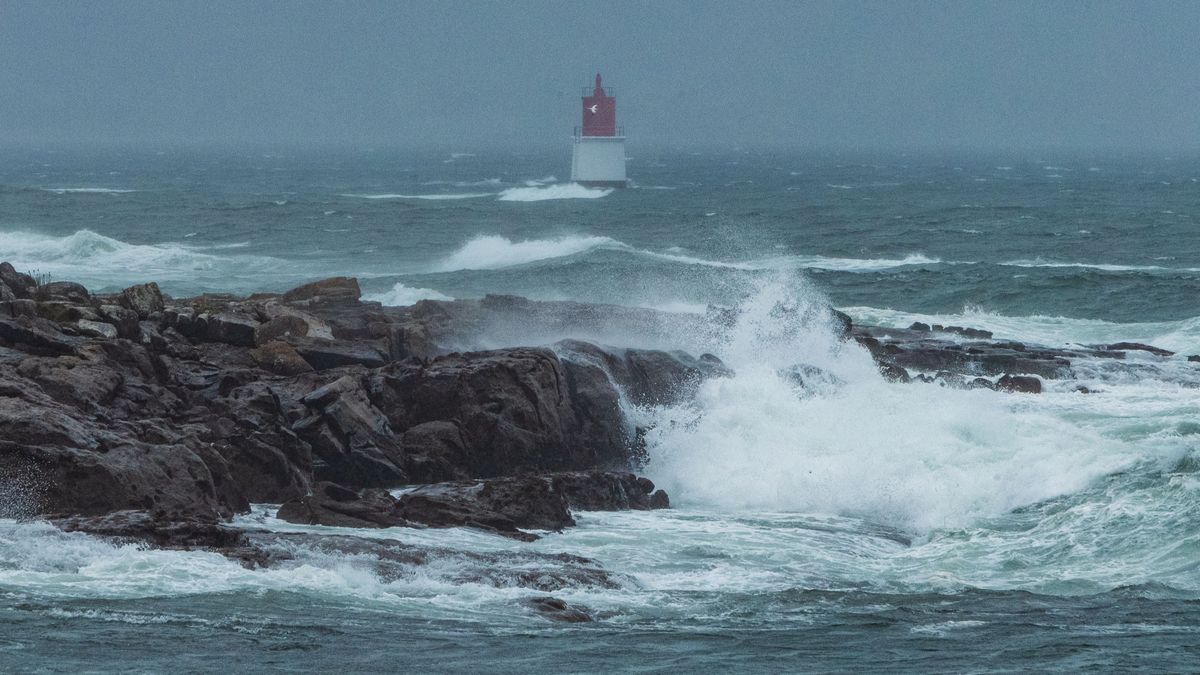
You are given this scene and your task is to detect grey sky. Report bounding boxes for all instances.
[2,0,1198,150]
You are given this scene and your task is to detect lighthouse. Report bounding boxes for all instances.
[570,73,628,188]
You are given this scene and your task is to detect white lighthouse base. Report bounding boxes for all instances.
[571,136,627,188]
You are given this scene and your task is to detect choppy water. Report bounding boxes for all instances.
[1,148,1199,671]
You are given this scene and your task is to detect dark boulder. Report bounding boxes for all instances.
[525,596,593,622]
[249,340,314,376]
[555,339,731,407]
[0,262,36,299]
[36,281,90,304]
[119,282,165,319]
[282,277,361,306]
[277,482,400,528]
[1103,342,1174,357]
[289,337,388,370]
[997,374,1042,394]
[371,348,631,478]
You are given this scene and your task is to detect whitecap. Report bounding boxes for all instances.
[41,187,136,194]
[434,234,619,271]
[364,282,454,306]
[497,183,610,201]
[340,192,494,200]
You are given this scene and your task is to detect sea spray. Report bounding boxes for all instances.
[641,274,1139,531]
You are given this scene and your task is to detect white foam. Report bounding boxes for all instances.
[844,305,1200,355]
[1001,259,1200,273]
[642,275,1150,532]
[434,234,620,271]
[364,282,454,306]
[0,228,288,290]
[340,192,493,200]
[41,187,136,194]
[497,183,611,201]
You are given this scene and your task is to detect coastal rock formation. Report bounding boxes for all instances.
[278,471,669,539]
[1,263,1181,555]
[0,264,695,536]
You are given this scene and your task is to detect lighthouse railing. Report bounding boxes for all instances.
[573,126,625,138]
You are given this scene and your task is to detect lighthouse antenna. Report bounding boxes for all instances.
[594,73,604,97]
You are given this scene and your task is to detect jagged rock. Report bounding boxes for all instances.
[50,510,244,549]
[254,314,309,344]
[1188,355,1200,363]
[0,262,36,299]
[289,337,388,370]
[0,316,80,355]
[119,282,165,319]
[249,340,314,375]
[73,319,118,339]
[556,339,731,407]
[909,322,931,332]
[372,348,630,479]
[878,362,911,383]
[525,596,593,622]
[277,482,400,528]
[997,374,1042,394]
[200,311,259,347]
[969,377,997,390]
[231,531,623,589]
[0,299,37,319]
[296,375,406,485]
[35,281,90,304]
[279,472,667,539]
[35,301,97,324]
[282,277,361,306]
[1103,342,1174,357]
[98,304,141,340]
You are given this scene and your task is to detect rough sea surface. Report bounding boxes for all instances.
[1,148,1198,672]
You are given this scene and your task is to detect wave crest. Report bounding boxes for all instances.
[434,234,619,272]
[497,184,612,202]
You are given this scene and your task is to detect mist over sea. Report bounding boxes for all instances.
[2,147,1199,671]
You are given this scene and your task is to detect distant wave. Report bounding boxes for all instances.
[41,187,136,194]
[341,192,493,200]
[0,229,286,288]
[497,183,612,201]
[364,282,454,306]
[434,233,943,274]
[1001,259,1200,273]
[422,178,504,187]
[434,234,619,271]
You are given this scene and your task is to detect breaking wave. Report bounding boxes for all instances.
[434,234,619,271]
[40,187,137,194]
[1000,259,1200,273]
[641,275,1159,532]
[497,184,612,201]
[341,192,494,200]
[433,233,943,274]
[0,229,288,290]
[364,282,455,306]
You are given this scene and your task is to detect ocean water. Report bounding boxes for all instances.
[1,147,1199,672]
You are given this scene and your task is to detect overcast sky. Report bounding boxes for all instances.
[2,0,1199,151]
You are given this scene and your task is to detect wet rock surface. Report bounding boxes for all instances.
[277,471,669,540]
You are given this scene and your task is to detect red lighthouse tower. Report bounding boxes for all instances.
[571,73,627,187]
[582,73,616,136]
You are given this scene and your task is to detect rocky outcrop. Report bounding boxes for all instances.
[277,471,669,539]
[0,265,702,532]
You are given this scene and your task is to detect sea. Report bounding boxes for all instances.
[1,146,1198,672]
